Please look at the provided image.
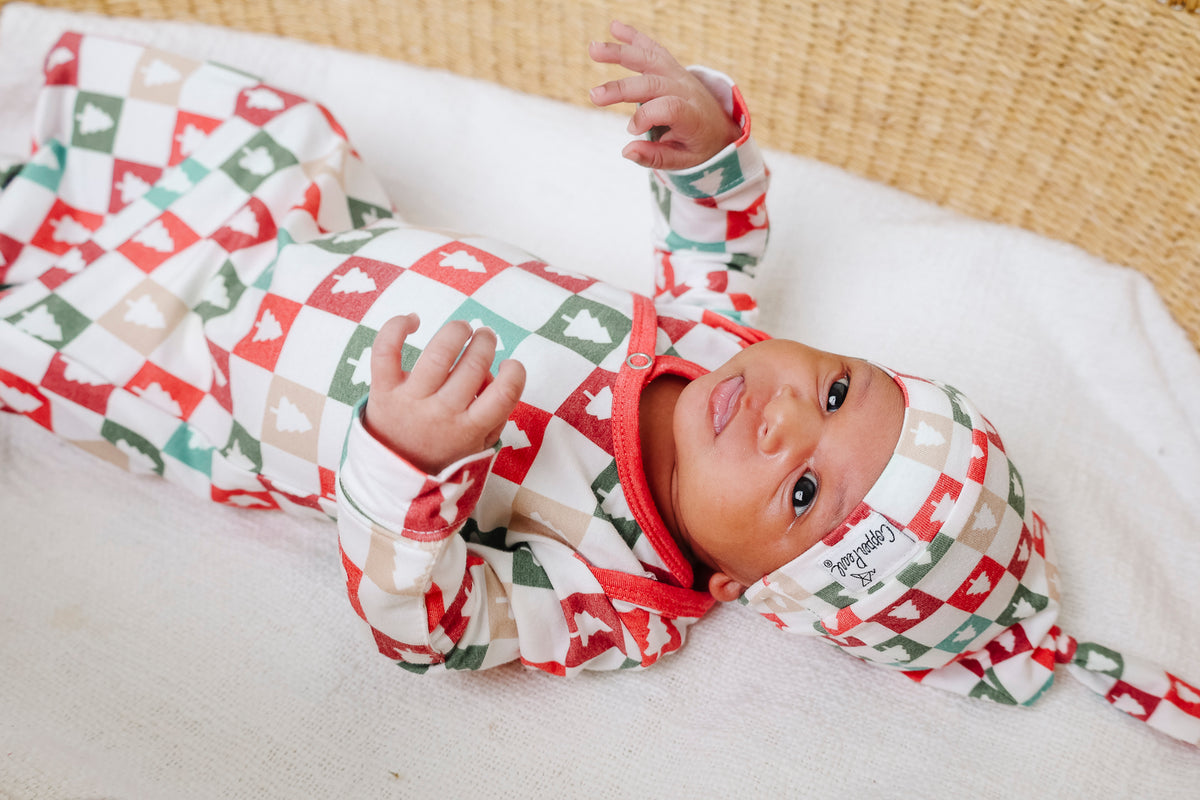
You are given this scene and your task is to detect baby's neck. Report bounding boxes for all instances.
[637,374,691,564]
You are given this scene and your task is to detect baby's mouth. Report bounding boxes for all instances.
[710,375,744,435]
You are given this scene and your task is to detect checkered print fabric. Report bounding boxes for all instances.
[0,36,768,677]
[743,373,1200,745]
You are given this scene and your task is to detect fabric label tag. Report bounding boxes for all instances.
[820,510,921,595]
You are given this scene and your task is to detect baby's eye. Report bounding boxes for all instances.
[826,376,849,412]
[792,471,818,517]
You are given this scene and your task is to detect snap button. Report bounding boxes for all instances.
[625,352,653,370]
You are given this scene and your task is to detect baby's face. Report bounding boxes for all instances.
[668,339,904,594]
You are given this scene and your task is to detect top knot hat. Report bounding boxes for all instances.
[742,371,1200,746]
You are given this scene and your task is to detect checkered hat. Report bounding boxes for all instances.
[742,372,1200,746]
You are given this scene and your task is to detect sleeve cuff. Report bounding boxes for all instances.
[338,402,496,535]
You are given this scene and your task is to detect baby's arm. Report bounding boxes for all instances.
[590,21,769,325]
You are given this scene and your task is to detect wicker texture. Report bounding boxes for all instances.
[9,0,1200,348]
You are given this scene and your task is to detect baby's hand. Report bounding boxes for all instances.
[364,314,526,475]
[588,20,743,171]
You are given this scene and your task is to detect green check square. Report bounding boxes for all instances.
[193,259,246,322]
[7,295,90,347]
[220,130,298,193]
[536,295,629,365]
[591,461,641,548]
[101,419,164,476]
[71,92,123,153]
[328,324,395,406]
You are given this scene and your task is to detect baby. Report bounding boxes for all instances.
[0,23,1195,744]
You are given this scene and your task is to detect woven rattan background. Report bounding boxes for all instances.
[8,0,1200,349]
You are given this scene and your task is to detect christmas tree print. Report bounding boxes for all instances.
[875,643,912,663]
[62,361,105,386]
[583,386,613,420]
[115,438,159,473]
[0,383,44,413]
[116,171,152,206]
[889,600,922,620]
[140,58,181,87]
[332,266,377,294]
[203,274,231,309]
[225,206,260,238]
[1010,596,1036,620]
[345,348,372,386]
[46,46,74,71]
[913,419,946,447]
[50,215,93,246]
[643,615,672,659]
[597,484,633,521]
[689,167,725,196]
[21,140,66,192]
[133,219,176,253]
[930,493,954,523]
[439,250,486,273]
[967,573,992,595]
[58,250,86,275]
[175,124,207,159]
[953,623,978,643]
[245,88,285,111]
[332,230,373,246]
[1082,647,1121,675]
[537,297,628,364]
[124,294,167,329]
[102,420,164,475]
[572,609,614,648]
[238,146,275,177]
[71,93,122,152]
[160,166,196,193]
[270,395,313,433]
[252,308,283,341]
[221,131,297,192]
[14,305,64,342]
[223,438,257,471]
[560,308,611,344]
[348,198,391,229]
[76,102,114,136]
[133,382,183,416]
[972,504,997,531]
[501,419,531,450]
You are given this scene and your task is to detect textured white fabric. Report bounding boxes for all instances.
[0,3,1196,796]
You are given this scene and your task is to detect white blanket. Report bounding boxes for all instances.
[1,3,1197,795]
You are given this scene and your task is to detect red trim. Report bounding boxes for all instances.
[588,562,715,619]
[700,308,769,344]
[611,294,697,590]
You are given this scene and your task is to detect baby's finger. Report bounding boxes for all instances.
[441,325,499,405]
[589,73,675,108]
[588,41,654,77]
[469,358,526,439]
[626,94,688,137]
[370,313,419,390]
[406,319,472,396]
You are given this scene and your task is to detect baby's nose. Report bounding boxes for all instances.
[758,385,818,456]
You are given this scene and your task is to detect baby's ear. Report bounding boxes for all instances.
[707,571,748,603]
